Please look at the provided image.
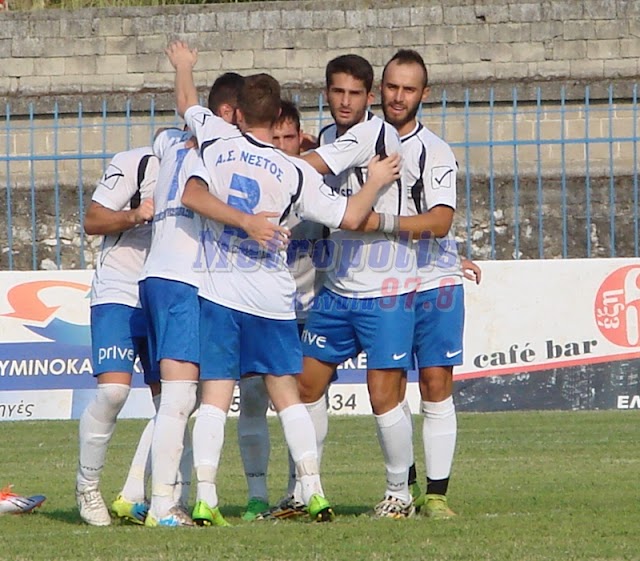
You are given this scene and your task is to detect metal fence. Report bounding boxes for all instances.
[2,84,639,270]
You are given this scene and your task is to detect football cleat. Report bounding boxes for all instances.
[255,495,307,520]
[373,495,415,519]
[76,485,111,526]
[0,485,46,515]
[241,497,270,522]
[144,505,195,527]
[307,494,335,522]
[192,500,231,527]
[423,494,456,519]
[111,495,149,525]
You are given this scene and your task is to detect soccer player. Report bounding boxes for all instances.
[0,485,45,515]
[141,43,287,528]
[297,54,418,519]
[374,49,465,518]
[243,100,327,520]
[180,72,401,524]
[76,146,160,526]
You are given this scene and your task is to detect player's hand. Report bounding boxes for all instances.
[243,211,291,251]
[166,40,198,69]
[300,132,318,153]
[132,198,154,225]
[461,258,482,284]
[367,153,401,190]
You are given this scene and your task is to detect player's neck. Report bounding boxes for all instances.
[396,118,418,138]
[245,126,273,145]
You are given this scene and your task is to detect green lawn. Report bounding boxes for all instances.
[1,411,638,561]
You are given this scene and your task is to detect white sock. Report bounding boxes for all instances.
[304,395,328,468]
[120,417,154,503]
[279,404,323,505]
[422,396,457,481]
[400,398,416,467]
[77,384,130,490]
[149,380,197,519]
[174,424,193,506]
[374,404,413,503]
[237,376,270,503]
[193,404,227,507]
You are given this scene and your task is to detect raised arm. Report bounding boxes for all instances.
[166,40,199,118]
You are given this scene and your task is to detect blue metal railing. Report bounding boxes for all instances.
[1,85,639,269]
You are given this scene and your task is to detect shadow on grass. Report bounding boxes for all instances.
[40,508,86,525]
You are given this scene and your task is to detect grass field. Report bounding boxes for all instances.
[1,411,639,561]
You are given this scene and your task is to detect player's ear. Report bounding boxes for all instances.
[421,86,431,103]
[367,90,375,106]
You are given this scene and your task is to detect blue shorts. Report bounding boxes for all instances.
[199,298,302,381]
[413,284,465,368]
[90,303,159,384]
[139,277,200,365]
[302,288,415,370]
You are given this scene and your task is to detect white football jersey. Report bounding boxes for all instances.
[90,146,159,308]
[184,104,239,148]
[194,132,348,320]
[315,113,416,298]
[402,122,462,292]
[140,129,210,288]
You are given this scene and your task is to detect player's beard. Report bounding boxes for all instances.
[331,105,368,132]
[382,99,420,132]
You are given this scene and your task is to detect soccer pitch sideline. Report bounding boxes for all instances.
[1,411,638,561]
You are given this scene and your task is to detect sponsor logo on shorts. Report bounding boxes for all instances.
[301,329,327,349]
[98,345,135,364]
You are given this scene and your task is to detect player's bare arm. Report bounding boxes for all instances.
[166,40,199,118]
[338,153,401,230]
[301,150,332,175]
[461,258,482,284]
[361,204,453,239]
[181,177,290,248]
[83,198,154,236]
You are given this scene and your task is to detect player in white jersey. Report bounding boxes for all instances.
[76,147,160,526]
[141,43,287,528]
[297,54,417,519]
[375,49,465,518]
[240,100,328,521]
[180,72,400,523]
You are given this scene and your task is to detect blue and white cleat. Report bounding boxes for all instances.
[144,505,195,527]
[0,485,46,515]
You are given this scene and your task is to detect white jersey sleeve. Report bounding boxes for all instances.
[314,122,378,174]
[90,147,158,308]
[424,140,457,211]
[292,161,347,230]
[184,105,238,148]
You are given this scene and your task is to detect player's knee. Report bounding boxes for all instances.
[96,383,130,412]
[419,368,453,401]
[239,377,269,417]
[368,391,398,416]
[159,380,198,419]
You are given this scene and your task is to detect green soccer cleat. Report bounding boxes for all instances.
[410,482,424,513]
[111,495,149,525]
[307,494,335,523]
[241,498,270,522]
[191,500,231,527]
[423,494,456,519]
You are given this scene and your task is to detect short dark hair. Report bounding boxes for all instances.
[276,100,301,131]
[238,74,281,127]
[383,50,429,88]
[207,72,244,115]
[325,54,374,92]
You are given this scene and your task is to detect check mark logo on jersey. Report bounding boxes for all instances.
[392,352,407,361]
[195,112,210,126]
[435,168,454,186]
[446,350,462,358]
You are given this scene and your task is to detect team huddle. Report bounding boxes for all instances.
[75,40,479,527]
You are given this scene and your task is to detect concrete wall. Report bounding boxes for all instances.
[1,0,639,101]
